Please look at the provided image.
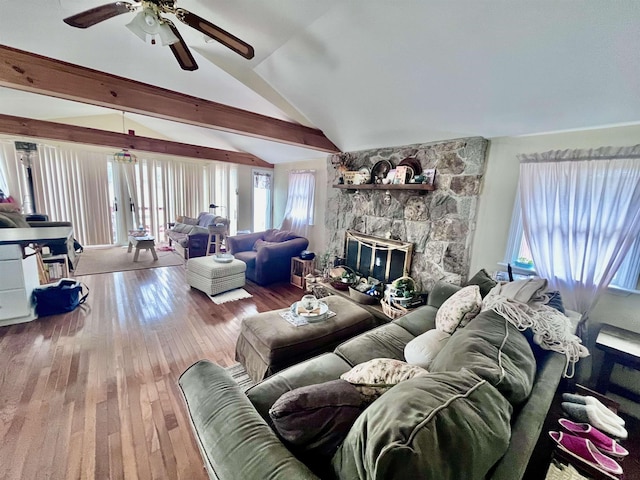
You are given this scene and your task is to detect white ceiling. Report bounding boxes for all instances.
[1,0,639,164]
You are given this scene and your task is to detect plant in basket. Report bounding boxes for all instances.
[388,276,416,307]
[329,266,358,290]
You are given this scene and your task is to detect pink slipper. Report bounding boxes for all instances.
[549,431,623,476]
[559,418,629,457]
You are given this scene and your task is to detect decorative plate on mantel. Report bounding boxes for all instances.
[371,160,392,184]
[398,157,422,177]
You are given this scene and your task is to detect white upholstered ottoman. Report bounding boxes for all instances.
[186,257,246,296]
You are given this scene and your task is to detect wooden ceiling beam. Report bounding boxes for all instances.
[0,44,340,153]
[0,114,273,168]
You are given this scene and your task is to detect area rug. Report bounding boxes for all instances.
[209,288,253,304]
[74,246,184,276]
[225,363,256,392]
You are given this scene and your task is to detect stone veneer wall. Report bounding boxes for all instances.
[325,137,488,291]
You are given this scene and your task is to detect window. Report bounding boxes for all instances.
[281,170,315,237]
[505,184,640,291]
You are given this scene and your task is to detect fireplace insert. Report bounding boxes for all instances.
[344,230,413,284]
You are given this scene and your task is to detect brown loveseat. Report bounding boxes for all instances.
[226,229,309,285]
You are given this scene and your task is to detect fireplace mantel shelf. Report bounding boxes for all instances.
[333,183,434,192]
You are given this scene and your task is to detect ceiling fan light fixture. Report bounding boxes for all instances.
[126,8,178,46]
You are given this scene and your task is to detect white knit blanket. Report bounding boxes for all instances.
[482,278,589,377]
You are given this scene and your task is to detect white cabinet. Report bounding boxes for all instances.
[0,244,39,327]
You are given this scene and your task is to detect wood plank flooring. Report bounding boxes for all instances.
[0,264,304,480]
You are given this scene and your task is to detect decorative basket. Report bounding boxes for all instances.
[329,265,358,290]
[381,298,408,319]
[349,287,380,305]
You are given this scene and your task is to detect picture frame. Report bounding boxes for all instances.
[385,169,397,184]
[422,168,436,186]
[393,166,408,185]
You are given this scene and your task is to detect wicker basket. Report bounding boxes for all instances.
[381,299,408,319]
[329,265,357,290]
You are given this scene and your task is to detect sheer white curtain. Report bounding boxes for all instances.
[281,170,315,237]
[207,162,238,235]
[519,145,640,337]
[0,141,28,204]
[34,145,113,245]
[114,161,142,230]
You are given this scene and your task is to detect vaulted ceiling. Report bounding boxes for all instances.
[1,1,639,165]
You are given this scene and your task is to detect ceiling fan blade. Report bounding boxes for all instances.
[175,8,254,60]
[63,2,135,28]
[166,21,198,71]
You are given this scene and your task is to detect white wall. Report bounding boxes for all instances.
[273,157,328,253]
[470,123,640,407]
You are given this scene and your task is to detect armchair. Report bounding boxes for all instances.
[226,229,309,285]
[166,212,229,259]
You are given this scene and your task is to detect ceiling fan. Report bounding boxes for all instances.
[63,0,255,71]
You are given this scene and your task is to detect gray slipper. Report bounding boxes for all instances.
[562,393,625,426]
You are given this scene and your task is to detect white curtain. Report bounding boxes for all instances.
[281,170,315,237]
[115,161,141,230]
[519,145,640,337]
[34,145,113,245]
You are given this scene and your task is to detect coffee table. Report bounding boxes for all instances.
[127,235,158,262]
[235,295,375,382]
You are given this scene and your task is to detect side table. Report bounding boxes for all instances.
[595,324,640,401]
[290,256,315,289]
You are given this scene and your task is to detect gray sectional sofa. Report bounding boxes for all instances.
[179,281,566,480]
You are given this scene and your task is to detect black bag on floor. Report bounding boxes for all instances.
[32,279,89,316]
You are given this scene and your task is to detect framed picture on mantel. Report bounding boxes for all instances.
[393,166,408,184]
[423,168,436,186]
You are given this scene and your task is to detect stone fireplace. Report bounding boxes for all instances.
[325,137,488,291]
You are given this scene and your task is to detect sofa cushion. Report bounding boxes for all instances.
[430,309,536,406]
[263,229,298,243]
[435,285,482,333]
[332,369,512,480]
[545,290,566,314]
[269,379,365,457]
[172,222,194,234]
[340,358,429,402]
[234,250,257,268]
[404,329,451,369]
[465,268,498,297]
[335,323,415,367]
[427,281,462,309]
[0,211,30,228]
[0,213,17,228]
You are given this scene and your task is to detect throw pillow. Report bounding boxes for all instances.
[340,358,429,402]
[545,291,566,314]
[435,285,482,334]
[404,329,451,369]
[0,203,20,213]
[263,229,297,243]
[465,268,498,298]
[269,379,365,457]
[252,239,277,251]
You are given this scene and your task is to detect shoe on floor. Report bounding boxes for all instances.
[549,431,623,476]
[558,418,628,457]
[563,393,625,426]
[561,402,628,439]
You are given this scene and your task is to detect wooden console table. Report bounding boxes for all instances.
[312,282,393,324]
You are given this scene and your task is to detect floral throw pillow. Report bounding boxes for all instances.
[340,358,429,402]
[435,285,482,334]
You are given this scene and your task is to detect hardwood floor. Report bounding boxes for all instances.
[0,265,304,480]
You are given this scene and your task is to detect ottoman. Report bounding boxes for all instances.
[235,295,375,382]
[186,257,246,296]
